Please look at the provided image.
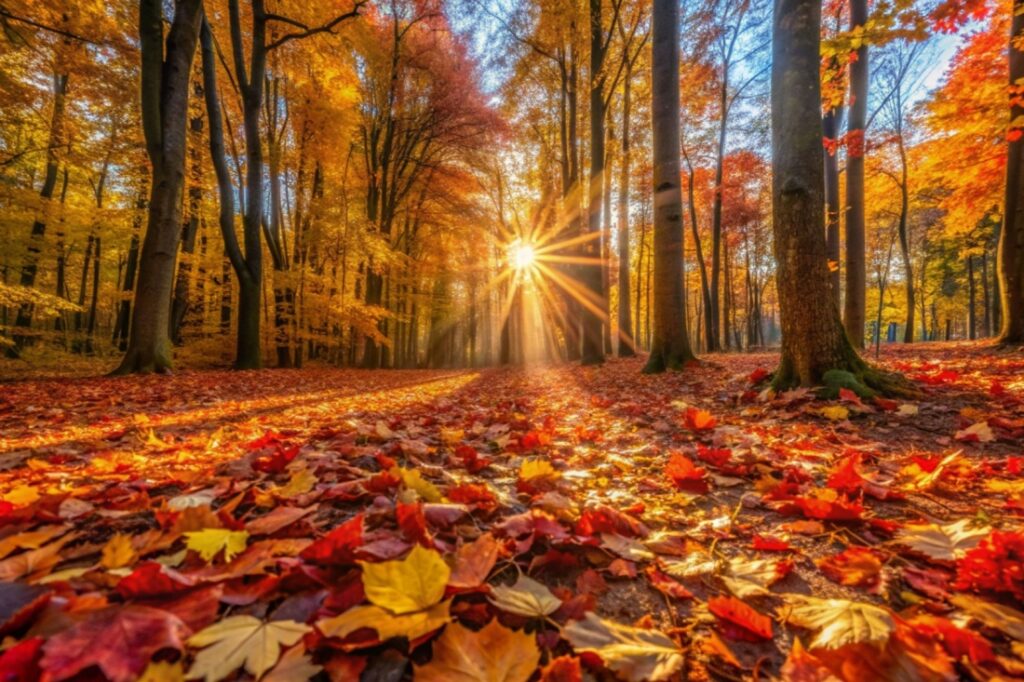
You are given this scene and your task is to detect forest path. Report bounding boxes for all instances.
[0,342,1022,680]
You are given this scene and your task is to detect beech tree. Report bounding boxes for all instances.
[770,0,907,394]
[644,0,695,373]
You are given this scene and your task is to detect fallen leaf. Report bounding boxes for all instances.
[894,519,991,561]
[186,616,310,682]
[101,533,139,570]
[40,606,187,682]
[414,619,539,682]
[185,529,249,563]
[316,600,451,643]
[562,612,683,682]
[489,575,562,618]
[779,595,894,649]
[707,595,773,641]
[360,544,449,614]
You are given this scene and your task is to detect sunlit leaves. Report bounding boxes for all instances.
[414,620,539,682]
[779,596,895,649]
[360,545,450,614]
[184,529,249,563]
[895,519,991,561]
[489,575,562,618]
[563,612,684,682]
[186,617,309,682]
[316,600,452,643]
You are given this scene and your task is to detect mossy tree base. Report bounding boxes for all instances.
[770,349,919,399]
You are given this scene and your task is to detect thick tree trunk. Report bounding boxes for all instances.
[843,0,868,348]
[170,109,204,345]
[770,0,906,396]
[115,0,202,374]
[999,0,1024,343]
[644,0,696,373]
[617,68,635,357]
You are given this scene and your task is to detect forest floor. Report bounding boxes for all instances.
[0,342,1023,681]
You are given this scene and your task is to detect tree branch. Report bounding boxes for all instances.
[266,1,367,51]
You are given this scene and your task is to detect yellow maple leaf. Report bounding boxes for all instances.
[187,616,309,682]
[360,545,450,614]
[391,467,443,503]
[185,529,249,563]
[2,484,40,507]
[101,533,138,570]
[819,405,849,421]
[519,458,560,481]
[275,467,316,498]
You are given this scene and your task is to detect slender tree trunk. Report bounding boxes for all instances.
[582,0,607,365]
[823,105,843,303]
[709,77,729,353]
[644,0,696,373]
[968,255,977,340]
[114,0,203,374]
[843,0,869,348]
[684,150,714,351]
[999,0,1024,343]
[896,138,914,342]
[8,72,68,356]
[617,67,635,357]
[982,251,991,336]
[171,106,204,345]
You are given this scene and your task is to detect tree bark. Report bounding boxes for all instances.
[644,0,696,373]
[581,0,607,365]
[114,0,203,374]
[999,0,1024,343]
[843,0,868,348]
[770,0,906,396]
[617,64,635,357]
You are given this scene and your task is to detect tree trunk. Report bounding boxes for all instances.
[770,0,903,396]
[999,0,1024,343]
[968,254,977,340]
[8,72,68,356]
[982,251,991,337]
[644,0,696,373]
[171,107,204,345]
[843,0,868,348]
[896,137,914,342]
[823,105,843,303]
[114,0,202,374]
[684,149,714,352]
[581,0,607,366]
[617,66,635,357]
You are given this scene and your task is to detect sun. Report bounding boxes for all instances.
[510,241,536,271]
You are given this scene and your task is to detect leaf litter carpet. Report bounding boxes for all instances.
[0,342,1022,681]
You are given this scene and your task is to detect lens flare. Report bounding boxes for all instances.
[510,242,536,271]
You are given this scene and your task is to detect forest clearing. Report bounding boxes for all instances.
[2,0,1024,679]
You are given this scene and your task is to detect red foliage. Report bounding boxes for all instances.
[707,596,773,641]
[954,531,1024,600]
